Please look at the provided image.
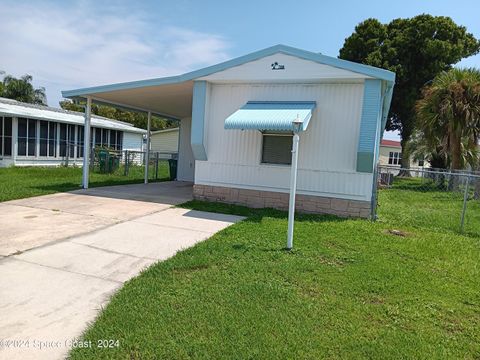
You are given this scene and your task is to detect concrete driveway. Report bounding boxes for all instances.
[0,182,244,360]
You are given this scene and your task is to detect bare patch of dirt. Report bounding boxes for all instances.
[385,229,409,237]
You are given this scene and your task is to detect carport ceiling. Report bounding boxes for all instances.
[86,80,193,119]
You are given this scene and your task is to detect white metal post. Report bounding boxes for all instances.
[82,97,92,189]
[287,131,300,250]
[144,111,151,184]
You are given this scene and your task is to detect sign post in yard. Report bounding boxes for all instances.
[286,117,302,250]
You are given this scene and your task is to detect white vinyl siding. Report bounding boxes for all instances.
[122,132,143,151]
[195,82,374,202]
[150,129,179,153]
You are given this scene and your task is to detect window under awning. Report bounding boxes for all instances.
[224,101,316,132]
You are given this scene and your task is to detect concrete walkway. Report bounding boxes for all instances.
[0,182,244,359]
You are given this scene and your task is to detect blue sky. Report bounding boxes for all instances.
[1,0,479,139]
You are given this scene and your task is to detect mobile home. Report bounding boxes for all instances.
[0,97,145,167]
[63,45,395,217]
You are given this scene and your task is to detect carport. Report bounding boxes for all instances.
[63,78,196,188]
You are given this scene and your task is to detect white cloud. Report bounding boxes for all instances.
[0,1,231,106]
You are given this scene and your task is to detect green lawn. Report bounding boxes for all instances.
[68,179,480,359]
[379,177,480,237]
[0,163,170,202]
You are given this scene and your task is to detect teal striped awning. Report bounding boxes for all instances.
[224,101,316,132]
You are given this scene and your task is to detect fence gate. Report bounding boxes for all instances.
[89,149,178,181]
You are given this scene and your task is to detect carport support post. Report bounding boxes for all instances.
[82,96,92,189]
[287,122,301,250]
[144,111,151,184]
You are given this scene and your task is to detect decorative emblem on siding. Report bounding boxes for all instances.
[271,62,285,70]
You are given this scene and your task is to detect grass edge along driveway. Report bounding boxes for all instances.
[68,192,480,359]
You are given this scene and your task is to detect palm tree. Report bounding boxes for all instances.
[1,74,47,105]
[416,68,480,171]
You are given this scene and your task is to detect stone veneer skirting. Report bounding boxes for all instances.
[193,184,372,218]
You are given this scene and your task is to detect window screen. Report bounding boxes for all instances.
[102,129,108,146]
[48,122,57,157]
[69,125,75,158]
[40,121,48,156]
[59,123,67,157]
[78,125,84,158]
[261,133,292,165]
[3,117,12,156]
[17,118,27,156]
[95,128,102,147]
[0,117,12,157]
[4,117,11,156]
[117,131,123,150]
[110,130,116,149]
[27,119,36,156]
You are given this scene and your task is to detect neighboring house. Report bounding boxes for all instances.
[0,97,145,167]
[63,44,395,218]
[150,127,179,153]
[379,139,426,168]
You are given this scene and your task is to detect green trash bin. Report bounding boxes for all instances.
[108,155,119,173]
[113,155,120,172]
[98,150,108,173]
[168,158,177,181]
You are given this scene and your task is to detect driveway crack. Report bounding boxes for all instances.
[68,242,158,261]
[10,257,124,285]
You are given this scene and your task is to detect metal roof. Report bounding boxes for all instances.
[224,101,316,132]
[0,98,146,133]
[61,44,395,133]
[380,139,401,147]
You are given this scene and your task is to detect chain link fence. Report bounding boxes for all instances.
[375,165,480,235]
[89,149,178,181]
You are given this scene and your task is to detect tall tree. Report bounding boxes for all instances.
[339,15,480,170]
[0,71,4,95]
[1,74,47,105]
[415,68,480,170]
